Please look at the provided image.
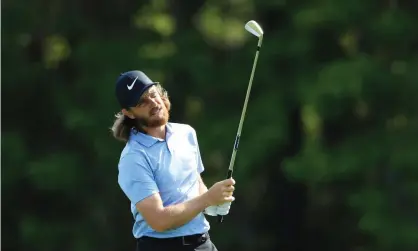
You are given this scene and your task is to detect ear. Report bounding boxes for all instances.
[122,108,135,119]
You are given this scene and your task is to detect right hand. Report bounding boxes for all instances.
[205,178,236,206]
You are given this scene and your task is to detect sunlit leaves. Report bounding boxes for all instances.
[339,30,359,56]
[43,35,71,69]
[195,6,247,48]
[134,13,176,37]
[133,0,176,37]
[301,104,322,139]
[194,0,254,48]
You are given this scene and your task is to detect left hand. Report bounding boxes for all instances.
[204,201,232,216]
[203,180,234,216]
[216,201,232,215]
[204,205,218,216]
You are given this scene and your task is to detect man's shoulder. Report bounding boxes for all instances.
[168,122,196,134]
[119,141,147,161]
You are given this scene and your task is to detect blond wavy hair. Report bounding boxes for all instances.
[110,84,171,142]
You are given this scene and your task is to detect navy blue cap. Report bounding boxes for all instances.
[115,70,157,108]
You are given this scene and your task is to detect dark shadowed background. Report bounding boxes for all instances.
[3,0,418,250]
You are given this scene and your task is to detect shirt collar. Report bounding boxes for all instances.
[130,123,173,147]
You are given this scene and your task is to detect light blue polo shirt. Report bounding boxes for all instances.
[117,122,210,239]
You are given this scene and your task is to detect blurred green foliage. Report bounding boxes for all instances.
[3,0,418,250]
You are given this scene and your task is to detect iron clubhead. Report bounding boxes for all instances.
[245,20,264,38]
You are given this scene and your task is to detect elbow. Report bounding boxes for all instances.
[141,207,174,232]
[149,220,169,232]
[147,211,171,232]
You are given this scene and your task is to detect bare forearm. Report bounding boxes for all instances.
[138,176,234,232]
[158,193,210,231]
[159,178,209,231]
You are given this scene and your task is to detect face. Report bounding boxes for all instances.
[123,86,169,128]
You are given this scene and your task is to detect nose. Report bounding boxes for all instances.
[143,96,158,107]
[149,97,158,106]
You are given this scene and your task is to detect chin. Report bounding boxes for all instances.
[148,117,169,127]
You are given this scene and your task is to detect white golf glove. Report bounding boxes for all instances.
[216,201,232,215]
[204,202,232,216]
[204,205,218,216]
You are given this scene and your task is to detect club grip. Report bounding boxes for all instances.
[218,169,233,223]
[225,169,233,179]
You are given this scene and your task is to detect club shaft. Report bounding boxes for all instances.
[218,43,261,223]
[228,45,261,174]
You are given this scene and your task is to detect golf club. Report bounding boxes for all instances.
[218,20,264,223]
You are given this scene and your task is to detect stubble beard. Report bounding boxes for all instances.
[136,106,169,129]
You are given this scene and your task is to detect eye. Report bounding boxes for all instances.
[136,100,145,107]
[149,92,157,98]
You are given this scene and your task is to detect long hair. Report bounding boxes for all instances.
[110,84,171,142]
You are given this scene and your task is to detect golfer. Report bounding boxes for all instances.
[111,70,235,251]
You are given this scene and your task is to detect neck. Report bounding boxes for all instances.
[144,125,166,139]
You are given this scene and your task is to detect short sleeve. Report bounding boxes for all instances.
[118,153,159,205]
[191,127,205,174]
[196,144,205,174]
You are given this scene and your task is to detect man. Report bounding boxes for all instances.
[111,70,235,251]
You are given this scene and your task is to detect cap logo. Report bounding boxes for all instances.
[127,77,138,90]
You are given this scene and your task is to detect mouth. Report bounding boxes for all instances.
[150,107,162,116]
